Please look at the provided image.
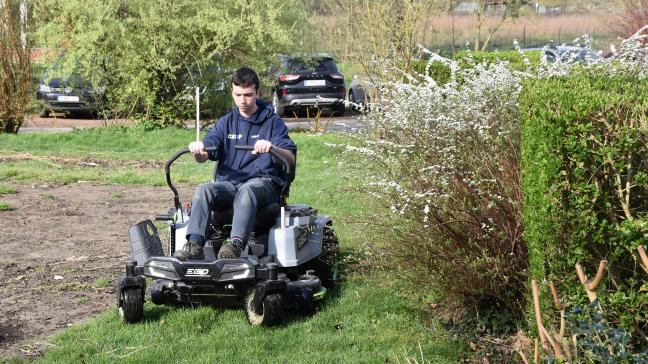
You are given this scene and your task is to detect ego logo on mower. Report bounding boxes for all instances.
[185,268,210,276]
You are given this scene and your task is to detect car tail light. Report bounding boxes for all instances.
[331,73,344,79]
[278,74,300,82]
[338,87,346,98]
[281,88,287,97]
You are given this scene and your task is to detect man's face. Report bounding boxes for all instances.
[232,84,258,115]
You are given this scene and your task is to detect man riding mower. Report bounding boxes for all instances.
[116,67,339,326]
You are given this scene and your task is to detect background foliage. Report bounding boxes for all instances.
[33,0,308,125]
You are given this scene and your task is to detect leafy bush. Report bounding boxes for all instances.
[567,302,648,362]
[521,69,648,351]
[0,1,31,134]
[454,50,541,71]
[410,50,542,86]
[343,53,529,321]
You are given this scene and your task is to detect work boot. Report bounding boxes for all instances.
[173,240,205,261]
[217,239,244,259]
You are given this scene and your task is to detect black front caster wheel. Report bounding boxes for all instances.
[119,287,144,323]
[245,289,284,327]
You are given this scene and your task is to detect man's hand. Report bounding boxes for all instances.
[188,141,209,163]
[252,139,272,155]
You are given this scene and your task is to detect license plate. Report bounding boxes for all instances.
[304,79,325,86]
[57,95,80,102]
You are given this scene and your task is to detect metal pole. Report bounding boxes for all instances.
[523,25,526,48]
[451,0,455,56]
[195,87,200,142]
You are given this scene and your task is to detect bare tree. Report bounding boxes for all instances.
[473,0,525,51]
[0,0,31,134]
[609,0,648,40]
[345,0,434,72]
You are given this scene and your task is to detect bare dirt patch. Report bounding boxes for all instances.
[0,153,165,170]
[22,114,134,129]
[0,182,177,359]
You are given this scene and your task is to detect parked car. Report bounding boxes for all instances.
[348,75,371,113]
[37,74,106,117]
[270,54,346,117]
[523,45,601,64]
[348,74,384,114]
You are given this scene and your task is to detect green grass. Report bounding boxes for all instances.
[35,276,459,363]
[0,184,16,195]
[93,278,111,289]
[0,127,463,362]
[0,201,11,211]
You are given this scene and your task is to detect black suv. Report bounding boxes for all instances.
[270,54,346,117]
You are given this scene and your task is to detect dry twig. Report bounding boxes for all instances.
[638,245,648,274]
[531,280,548,349]
[575,260,607,303]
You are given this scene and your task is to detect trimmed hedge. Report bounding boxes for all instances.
[411,50,542,84]
[520,71,648,351]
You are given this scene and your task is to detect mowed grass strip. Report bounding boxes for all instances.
[1,127,462,362]
[35,277,459,363]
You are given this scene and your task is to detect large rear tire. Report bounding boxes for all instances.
[302,226,339,289]
[119,288,144,323]
[349,90,359,113]
[245,288,284,327]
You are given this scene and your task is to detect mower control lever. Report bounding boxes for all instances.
[164,144,295,212]
[154,214,173,221]
[164,146,220,212]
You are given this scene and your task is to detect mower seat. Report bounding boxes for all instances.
[209,202,280,230]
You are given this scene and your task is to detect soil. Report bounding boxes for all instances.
[22,113,134,129]
[0,182,177,359]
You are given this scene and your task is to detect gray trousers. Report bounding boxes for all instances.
[186,177,279,245]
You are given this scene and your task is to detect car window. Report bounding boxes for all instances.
[544,51,557,63]
[285,58,338,73]
[42,73,92,88]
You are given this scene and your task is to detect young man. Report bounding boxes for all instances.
[173,67,296,261]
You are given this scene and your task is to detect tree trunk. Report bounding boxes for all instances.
[474,2,483,52]
[1,116,24,134]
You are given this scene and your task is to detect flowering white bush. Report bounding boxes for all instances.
[341,26,648,319]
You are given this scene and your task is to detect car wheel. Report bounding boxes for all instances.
[40,109,50,118]
[349,90,360,113]
[272,91,285,117]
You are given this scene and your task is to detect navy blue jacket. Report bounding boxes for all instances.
[203,99,296,187]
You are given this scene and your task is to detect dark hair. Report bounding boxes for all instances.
[231,67,260,91]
